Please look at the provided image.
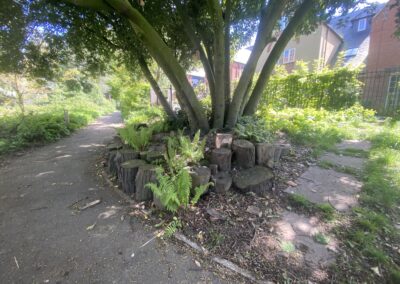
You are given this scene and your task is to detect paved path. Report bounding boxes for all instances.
[275,140,370,277]
[0,113,222,284]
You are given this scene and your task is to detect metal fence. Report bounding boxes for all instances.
[359,70,400,115]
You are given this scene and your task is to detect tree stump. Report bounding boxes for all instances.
[233,166,274,196]
[255,143,276,168]
[119,159,147,195]
[146,144,166,162]
[107,150,118,176]
[232,139,255,169]
[215,133,233,149]
[190,166,211,189]
[115,149,140,180]
[135,164,157,202]
[210,148,232,172]
[209,164,218,175]
[106,142,123,151]
[212,172,232,193]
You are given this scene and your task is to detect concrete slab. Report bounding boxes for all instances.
[336,140,371,151]
[285,167,362,211]
[320,152,365,171]
[274,211,337,268]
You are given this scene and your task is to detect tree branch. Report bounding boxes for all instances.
[243,0,316,115]
[226,0,288,128]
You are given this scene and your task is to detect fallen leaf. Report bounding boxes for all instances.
[86,223,96,231]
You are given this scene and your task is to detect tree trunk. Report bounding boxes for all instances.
[223,0,232,120]
[243,0,315,115]
[108,150,118,176]
[226,0,288,128]
[207,0,225,129]
[137,55,176,120]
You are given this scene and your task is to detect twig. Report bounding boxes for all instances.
[14,256,19,269]
[79,199,101,211]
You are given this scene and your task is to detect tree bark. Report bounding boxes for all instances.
[135,164,157,201]
[223,0,232,120]
[226,0,288,128]
[105,0,209,132]
[207,0,225,129]
[243,0,316,115]
[137,55,176,120]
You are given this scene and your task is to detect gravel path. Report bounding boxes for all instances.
[0,112,222,284]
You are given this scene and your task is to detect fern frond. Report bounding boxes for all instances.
[191,182,213,205]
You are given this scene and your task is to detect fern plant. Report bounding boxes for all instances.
[146,167,209,212]
[164,217,182,238]
[178,130,206,164]
[119,126,153,151]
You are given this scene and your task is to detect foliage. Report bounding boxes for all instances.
[259,104,377,155]
[177,130,206,165]
[280,241,296,253]
[2,0,360,130]
[118,126,153,152]
[262,62,362,110]
[163,217,182,238]
[0,95,114,155]
[146,130,209,212]
[146,167,192,213]
[313,233,330,245]
[235,116,275,143]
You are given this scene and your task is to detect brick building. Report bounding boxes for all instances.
[363,0,400,111]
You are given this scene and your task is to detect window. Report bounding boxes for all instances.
[282,48,296,64]
[357,18,367,32]
[344,48,358,57]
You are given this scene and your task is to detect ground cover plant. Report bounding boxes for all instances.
[0,95,114,155]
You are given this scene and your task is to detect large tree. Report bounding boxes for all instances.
[1,0,359,131]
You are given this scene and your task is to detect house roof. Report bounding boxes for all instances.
[328,3,385,66]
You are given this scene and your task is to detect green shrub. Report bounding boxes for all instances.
[235,116,275,143]
[262,63,362,110]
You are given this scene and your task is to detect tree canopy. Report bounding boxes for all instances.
[1,0,371,131]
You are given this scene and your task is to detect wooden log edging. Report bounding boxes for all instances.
[173,233,271,284]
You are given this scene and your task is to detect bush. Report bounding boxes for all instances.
[0,95,114,155]
[262,63,362,110]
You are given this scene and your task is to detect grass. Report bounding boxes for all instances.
[0,96,114,155]
[317,160,361,177]
[259,106,399,281]
[288,194,336,221]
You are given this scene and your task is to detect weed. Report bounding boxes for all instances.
[313,232,330,245]
[280,240,296,253]
[164,217,182,238]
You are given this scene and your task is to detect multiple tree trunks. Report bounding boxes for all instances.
[135,164,158,202]
[232,139,255,169]
[119,159,147,195]
[210,148,232,172]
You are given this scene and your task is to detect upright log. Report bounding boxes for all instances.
[210,148,232,172]
[115,149,139,180]
[232,139,255,169]
[190,166,211,189]
[107,150,118,176]
[119,159,147,195]
[255,143,276,168]
[135,164,158,202]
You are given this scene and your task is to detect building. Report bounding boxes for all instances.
[329,3,385,67]
[256,23,342,72]
[363,0,400,112]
